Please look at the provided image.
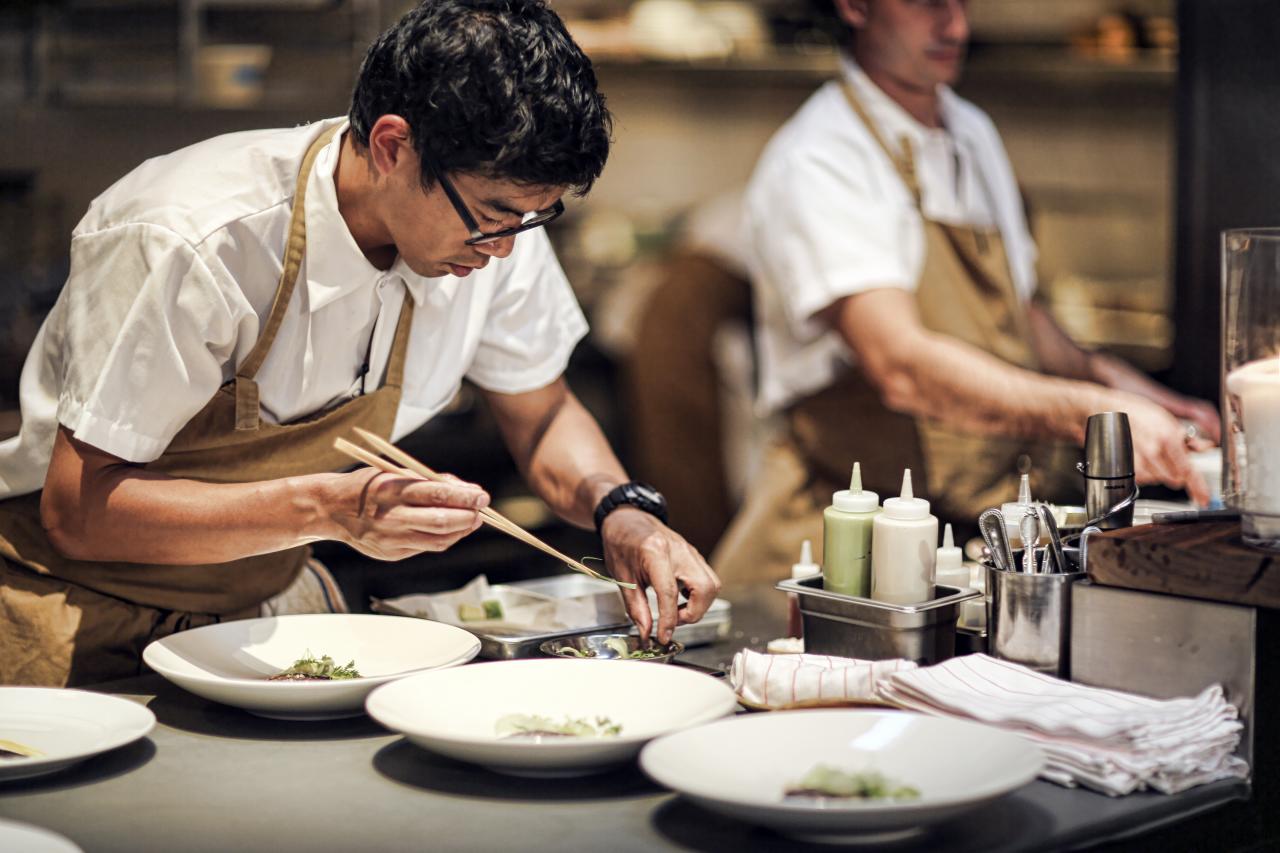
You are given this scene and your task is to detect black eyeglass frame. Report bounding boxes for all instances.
[424,153,564,246]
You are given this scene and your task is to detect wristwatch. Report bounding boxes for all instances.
[593,481,668,534]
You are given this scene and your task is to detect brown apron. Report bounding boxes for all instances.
[0,125,415,686]
[712,82,1080,584]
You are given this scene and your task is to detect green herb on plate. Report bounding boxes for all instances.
[784,765,921,802]
[494,714,623,739]
[268,652,361,681]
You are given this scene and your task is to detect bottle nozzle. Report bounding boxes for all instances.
[1017,473,1031,505]
[901,468,914,500]
[943,522,954,549]
[850,462,862,493]
[799,539,813,565]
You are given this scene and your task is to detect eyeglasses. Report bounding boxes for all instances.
[424,153,564,246]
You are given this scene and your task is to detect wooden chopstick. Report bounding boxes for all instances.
[334,431,635,589]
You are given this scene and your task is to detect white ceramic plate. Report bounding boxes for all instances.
[365,658,737,776]
[0,688,155,782]
[0,819,83,852]
[143,614,480,720]
[640,710,1043,841]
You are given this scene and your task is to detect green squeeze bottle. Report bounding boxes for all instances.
[823,462,881,597]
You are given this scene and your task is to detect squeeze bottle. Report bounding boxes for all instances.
[822,462,880,597]
[934,523,968,589]
[786,539,821,639]
[1001,473,1037,547]
[870,469,938,605]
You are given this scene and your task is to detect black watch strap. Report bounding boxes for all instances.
[593,481,668,535]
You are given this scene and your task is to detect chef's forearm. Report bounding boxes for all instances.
[1026,302,1095,381]
[485,381,626,529]
[828,291,1111,444]
[40,427,338,564]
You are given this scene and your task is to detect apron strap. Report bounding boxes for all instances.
[838,80,923,207]
[382,287,415,390]
[235,123,342,430]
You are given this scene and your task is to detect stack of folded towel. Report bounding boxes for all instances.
[730,649,1249,796]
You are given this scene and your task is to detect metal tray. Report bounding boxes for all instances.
[372,573,732,660]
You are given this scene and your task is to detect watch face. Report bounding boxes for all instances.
[634,484,662,503]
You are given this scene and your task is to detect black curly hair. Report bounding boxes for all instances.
[348,0,612,196]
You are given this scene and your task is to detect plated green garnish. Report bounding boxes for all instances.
[784,765,920,802]
[554,638,668,660]
[268,652,361,681]
[457,599,504,622]
[494,714,623,740]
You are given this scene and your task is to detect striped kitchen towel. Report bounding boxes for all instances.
[877,653,1249,796]
[729,649,916,710]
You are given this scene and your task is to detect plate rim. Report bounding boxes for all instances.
[365,658,739,749]
[639,708,1045,815]
[141,613,482,689]
[0,686,156,778]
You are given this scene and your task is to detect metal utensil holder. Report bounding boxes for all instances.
[985,549,1086,678]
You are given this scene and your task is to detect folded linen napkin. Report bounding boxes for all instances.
[730,649,917,709]
[877,653,1249,796]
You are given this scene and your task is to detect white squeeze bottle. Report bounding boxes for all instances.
[786,539,821,640]
[1001,473,1036,547]
[870,469,939,605]
[934,523,967,589]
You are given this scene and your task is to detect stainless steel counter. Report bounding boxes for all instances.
[0,585,1251,853]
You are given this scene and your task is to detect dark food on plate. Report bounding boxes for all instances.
[0,739,42,759]
[267,652,361,681]
[784,765,921,802]
[494,713,623,740]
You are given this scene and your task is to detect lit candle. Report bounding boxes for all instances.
[1226,354,1280,541]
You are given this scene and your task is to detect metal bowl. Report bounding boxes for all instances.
[539,633,683,663]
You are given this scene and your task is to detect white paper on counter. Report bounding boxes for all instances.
[375,575,626,634]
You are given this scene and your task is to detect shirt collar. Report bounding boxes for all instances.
[838,56,962,145]
[304,119,429,313]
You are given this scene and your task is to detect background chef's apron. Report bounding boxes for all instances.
[0,126,415,686]
[712,82,1081,584]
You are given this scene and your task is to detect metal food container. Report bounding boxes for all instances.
[986,557,1085,678]
[775,576,980,664]
[372,574,732,659]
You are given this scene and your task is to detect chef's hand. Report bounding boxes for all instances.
[324,467,489,560]
[1117,395,1211,507]
[600,508,722,645]
[1161,394,1222,447]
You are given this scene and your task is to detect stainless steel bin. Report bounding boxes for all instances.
[776,576,980,664]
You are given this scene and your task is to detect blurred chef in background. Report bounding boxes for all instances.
[713,0,1219,582]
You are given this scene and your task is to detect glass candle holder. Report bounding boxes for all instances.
[1222,228,1280,551]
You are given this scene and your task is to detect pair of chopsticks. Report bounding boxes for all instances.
[334,427,635,589]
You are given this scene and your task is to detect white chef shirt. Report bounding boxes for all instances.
[0,118,588,498]
[746,58,1038,415]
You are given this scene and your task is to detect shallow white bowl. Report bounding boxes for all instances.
[0,688,155,782]
[640,709,1043,841]
[143,614,480,720]
[365,658,737,776]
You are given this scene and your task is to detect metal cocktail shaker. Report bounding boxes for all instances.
[1079,412,1136,530]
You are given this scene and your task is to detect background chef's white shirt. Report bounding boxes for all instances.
[746,58,1039,415]
[0,118,588,498]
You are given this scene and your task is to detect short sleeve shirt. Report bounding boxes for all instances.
[0,119,588,498]
[746,58,1038,415]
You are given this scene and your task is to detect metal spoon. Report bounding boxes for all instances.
[1019,508,1040,574]
[1038,504,1067,573]
[1078,525,1102,574]
[978,509,1014,572]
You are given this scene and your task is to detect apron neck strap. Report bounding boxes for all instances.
[838,79,924,207]
[382,288,414,390]
[237,124,342,382]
